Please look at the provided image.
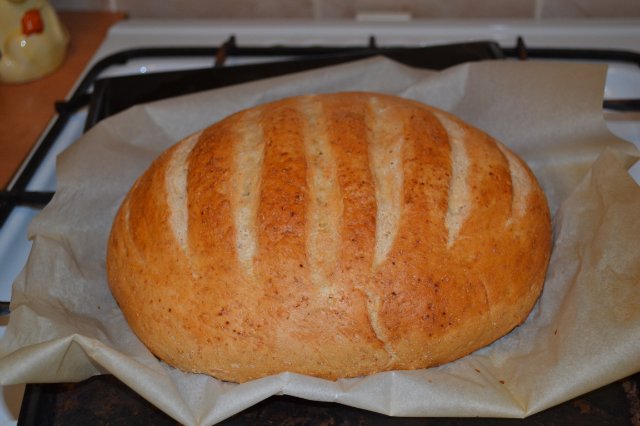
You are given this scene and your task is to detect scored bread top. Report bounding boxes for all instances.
[107,92,551,383]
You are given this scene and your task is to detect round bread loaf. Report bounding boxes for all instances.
[107,92,551,383]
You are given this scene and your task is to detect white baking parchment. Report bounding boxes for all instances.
[1,57,639,425]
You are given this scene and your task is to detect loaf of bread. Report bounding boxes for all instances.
[107,92,551,383]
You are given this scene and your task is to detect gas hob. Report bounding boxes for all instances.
[1,18,639,425]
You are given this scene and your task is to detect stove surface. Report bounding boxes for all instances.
[1,18,639,426]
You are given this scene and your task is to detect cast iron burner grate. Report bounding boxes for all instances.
[1,36,639,226]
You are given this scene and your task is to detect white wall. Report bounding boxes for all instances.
[50,0,640,20]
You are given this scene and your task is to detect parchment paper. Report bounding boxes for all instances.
[1,57,639,425]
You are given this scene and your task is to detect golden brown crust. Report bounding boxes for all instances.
[106,92,552,382]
